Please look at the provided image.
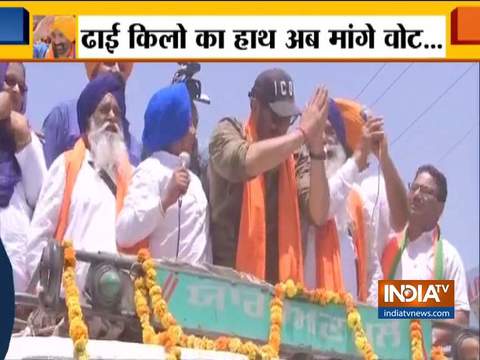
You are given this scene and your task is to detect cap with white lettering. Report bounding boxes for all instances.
[249,68,301,117]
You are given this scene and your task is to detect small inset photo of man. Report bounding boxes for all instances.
[33,15,76,59]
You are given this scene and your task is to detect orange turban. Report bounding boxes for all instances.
[51,16,75,43]
[85,62,134,81]
[333,98,366,153]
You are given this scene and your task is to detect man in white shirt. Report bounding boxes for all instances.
[116,83,210,263]
[0,63,47,293]
[382,164,470,343]
[27,72,131,291]
[304,99,407,305]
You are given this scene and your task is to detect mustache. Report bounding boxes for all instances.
[92,121,120,135]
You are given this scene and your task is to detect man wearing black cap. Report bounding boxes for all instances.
[208,68,330,284]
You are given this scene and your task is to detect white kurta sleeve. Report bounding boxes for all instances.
[328,158,362,218]
[116,162,162,247]
[25,154,65,279]
[444,241,471,312]
[355,183,384,306]
[15,132,48,209]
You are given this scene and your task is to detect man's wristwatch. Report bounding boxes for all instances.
[310,150,326,161]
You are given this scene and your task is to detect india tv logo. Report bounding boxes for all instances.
[378,280,454,319]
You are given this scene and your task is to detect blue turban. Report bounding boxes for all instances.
[143,83,192,154]
[328,98,347,149]
[77,72,126,135]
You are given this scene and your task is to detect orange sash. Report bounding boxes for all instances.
[235,118,303,283]
[314,189,368,301]
[54,138,147,254]
[381,225,442,281]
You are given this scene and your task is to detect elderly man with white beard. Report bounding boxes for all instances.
[26,72,132,292]
[303,98,408,305]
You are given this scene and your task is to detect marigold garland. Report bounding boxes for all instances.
[54,245,443,360]
[282,280,378,360]
[431,345,447,360]
[61,243,446,360]
[409,320,447,360]
[63,241,89,360]
[134,249,279,359]
[410,320,425,360]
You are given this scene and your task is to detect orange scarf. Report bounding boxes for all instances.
[315,189,368,301]
[54,138,146,254]
[44,44,75,59]
[235,118,303,283]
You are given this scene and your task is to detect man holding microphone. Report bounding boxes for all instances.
[116,83,211,263]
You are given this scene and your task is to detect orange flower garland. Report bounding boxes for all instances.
[134,249,279,359]
[61,242,446,360]
[410,320,424,360]
[431,345,447,360]
[282,280,378,360]
[131,251,440,360]
[63,241,89,360]
[410,320,447,360]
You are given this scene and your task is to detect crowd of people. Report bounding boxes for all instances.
[0,61,477,355]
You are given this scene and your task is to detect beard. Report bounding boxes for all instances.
[325,142,347,178]
[87,117,127,175]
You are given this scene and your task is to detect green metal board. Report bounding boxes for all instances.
[154,264,432,359]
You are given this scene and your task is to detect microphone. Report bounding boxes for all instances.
[176,152,190,260]
[179,151,191,169]
[178,152,191,208]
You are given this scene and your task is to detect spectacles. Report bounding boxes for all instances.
[3,75,28,94]
[408,182,438,200]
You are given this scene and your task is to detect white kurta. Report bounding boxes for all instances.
[0,133,46,292]
[304,158,385,305]
[26,150,118,291]
[394,229,470,312]
[116,151,211,263]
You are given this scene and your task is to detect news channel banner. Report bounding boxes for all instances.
[0,2,479,360]
[0,3,478,60]
[378,280,455,320]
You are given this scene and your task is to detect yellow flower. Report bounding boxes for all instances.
[74,338,87,353]
[142,259,155,272]
[347,311,360,329]
[204,339,215,350]
[228,338,242,352]
[331,293,341,304]
[193,336,204,349]
[161,312,177,328]
[146,267,157,280]
[167,325,183,344]
[285,279,297,298]
[149,285,162,297]
[413,351,424,360]
[187,335,197,348]
[261,344,276,358]
[68,305,82,320]
[354,336,367,350]
[270,310,283,326]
